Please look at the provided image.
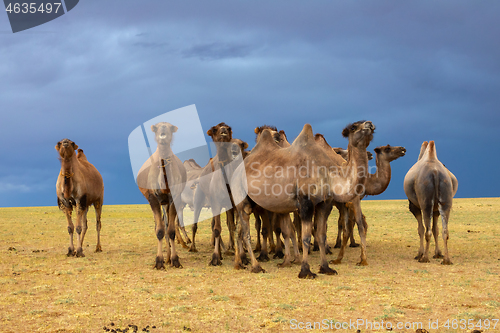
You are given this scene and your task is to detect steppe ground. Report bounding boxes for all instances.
[1,198,499,333]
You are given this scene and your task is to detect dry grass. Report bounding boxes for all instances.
[1,198,499,332]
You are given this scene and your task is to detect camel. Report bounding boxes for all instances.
[404,141,458,265]
[252,126,293,262]
[333,144,406,248]
[231,121,375,278]
[56,139,104,257]
[187,123,249,264]
[137,122,187,269]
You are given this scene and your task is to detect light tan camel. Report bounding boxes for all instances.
[404,141,458,264]
[333,144,406,248]
[56,139,104,257]
[231,121,375,278]
[137,122,187,269]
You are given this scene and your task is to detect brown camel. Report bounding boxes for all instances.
[404,141,458,265]
[56,139,104,257]
[187,123,249,264]
[137,122,187,269]
[231,121,375,278]
[333,144,406,248]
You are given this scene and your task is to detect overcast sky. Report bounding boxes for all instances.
[0,1,499,207]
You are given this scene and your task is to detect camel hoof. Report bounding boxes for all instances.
[325,246,333,255]
[333,242,341,249]
[171,256,183,268]
[441,259,453,265]
[418,257,430,263]
[298,267,317,279]
[95,245,102,253]
[251,265,265,273]
[209,253,222,266]
[433,253,444,259]
[180,243,189,250]
[154,257,165,270]
[278,261,292,268]
[234,263,246,270]
[67,248,75,257]
[188,246,198,253]
[257,253,270,262]
[414,253,423,260]
[329,259,342,265]
[273,250,285,259]
[75,248,85,257]
[319,265,338,275]
[356,260,368,266]
[349,242,360,248]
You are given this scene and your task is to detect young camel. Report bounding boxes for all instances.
[56,139,104,257]
[333,144,407,248]
[404,141,458,265]
[137,122,187,269]
[231,121,375,278]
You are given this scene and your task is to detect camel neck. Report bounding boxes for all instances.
[157,144,173,159]
[365,155,391,195]
[215,142,231,164]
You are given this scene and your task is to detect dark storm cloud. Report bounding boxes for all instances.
[0,0,499,207]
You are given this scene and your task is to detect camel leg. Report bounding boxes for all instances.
[432,211,443,259]
[253,210,262,253]
[297,196,317,279]
[149,195,165,269]
[256,209,270,262]
[288,214,301,263]
[330,203,349,265]
[272,213,285,259]
[348,213,360,248]
[189,189,205,253]
[439,204,453,265]
[226,209,236,253]
[268,211,276,253]
[293,212,302,252]
[418,199,433,263]
[167,203,182,268]
[60,202,76,256]
[94,201,103,253]
[315,200,337,275]
[177,205,191,244]
[175,215,189,249]
[334,212,343,249]
[235,199,264,273]
[312,217,319,252]
[350,198,368,266]
[277,214,293,268]
[409,200,425,260]
[210,201,223,266]
[74,199,87,258]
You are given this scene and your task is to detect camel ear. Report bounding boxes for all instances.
[151,124,158,133]
[207,128,213,137]
[55,142,61,151]
[342,127,350,138]
[374,147,381,154]
[254,127,260,134]
[72,142,78,150]
[172,125,178,133]
[242,142,249,150]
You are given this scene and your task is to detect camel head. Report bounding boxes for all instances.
[55,139,78,160]
[208,122,232,143]
[151,122,177,146]
[374,145,406,162]
[231,139,249,160]
[341,120,375,148]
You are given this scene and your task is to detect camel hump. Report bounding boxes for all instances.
[425,141,438,160]
[292,123,314,148]
[252,128,280,153]
[76,149,88,162]
[417,141,428,161]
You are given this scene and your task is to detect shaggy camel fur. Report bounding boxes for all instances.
[333,144,406,248]
[404,141,458,264]
[137,122,187,269]
[232,121,375,278]
[56,139,104,257]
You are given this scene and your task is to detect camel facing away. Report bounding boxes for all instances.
[56,139,104,257]
[137,122,187,269]
[232,121,375,278]
[404,141,458,265]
